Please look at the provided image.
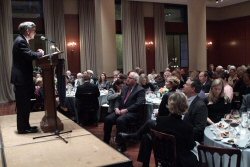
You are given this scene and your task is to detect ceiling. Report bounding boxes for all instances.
[131,0,250,8]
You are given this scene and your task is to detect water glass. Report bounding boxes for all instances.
[242,113,248,128]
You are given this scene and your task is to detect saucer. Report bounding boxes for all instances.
[213,137,223,141]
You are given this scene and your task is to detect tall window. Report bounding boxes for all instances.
[12,0,45,51]
[115,0,123,71]
[165,5,188,68]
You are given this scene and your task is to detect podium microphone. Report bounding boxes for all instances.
[41,36,55,43]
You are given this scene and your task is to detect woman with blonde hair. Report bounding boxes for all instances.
[205,78,231,124]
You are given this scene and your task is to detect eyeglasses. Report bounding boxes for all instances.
[128,76,135,80]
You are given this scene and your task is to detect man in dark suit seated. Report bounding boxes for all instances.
[199,71,212,94]
[103,71,146,152]
[182,79,208,143]
[75,74,100,125]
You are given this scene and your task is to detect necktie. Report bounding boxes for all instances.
[124,88,132,103]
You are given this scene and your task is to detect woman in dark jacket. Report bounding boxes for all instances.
[138,92,198,167]
[158,76,180,116]
[204,78,231,124]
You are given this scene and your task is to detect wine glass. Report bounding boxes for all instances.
[230,121,240,138]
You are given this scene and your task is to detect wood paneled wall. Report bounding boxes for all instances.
[207,16,250,67]
[64,14,80,75]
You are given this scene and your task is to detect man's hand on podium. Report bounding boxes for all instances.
[37,49,44,58]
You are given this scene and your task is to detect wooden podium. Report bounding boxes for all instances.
[37,52,64,132]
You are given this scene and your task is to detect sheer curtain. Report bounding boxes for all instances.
[154,3,168,73]
[122,0,146,74]
[0,0,15,103]
[79,0,97,73]
[43,0,67,68]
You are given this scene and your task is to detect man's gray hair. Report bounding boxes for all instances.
[130,71,139,83]
[18,22,36,35]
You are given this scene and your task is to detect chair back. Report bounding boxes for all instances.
[197,145,241,167]
[151,129,177,167]
[75,92,99,125]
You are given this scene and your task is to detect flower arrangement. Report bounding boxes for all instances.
[159,87,169,96]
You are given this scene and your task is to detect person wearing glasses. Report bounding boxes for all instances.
[11,21,44,134]
[103,71,145,152]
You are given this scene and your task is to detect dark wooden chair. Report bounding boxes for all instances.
[151,129,177,167]
[75,92,99,126]
[197,145,241,167]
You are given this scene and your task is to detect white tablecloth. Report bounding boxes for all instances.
[204,125,250,167]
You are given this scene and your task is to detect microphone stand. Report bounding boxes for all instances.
[33,41,72,144]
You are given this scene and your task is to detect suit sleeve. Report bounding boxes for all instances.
[126,89,146,112]
[192,101,208,139]
[18,40,42,61]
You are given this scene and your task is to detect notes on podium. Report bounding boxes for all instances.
[41,51,64,58]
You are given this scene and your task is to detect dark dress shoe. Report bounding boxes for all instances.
[118,132,137,141]
[29,126,38,130]
[117,144,127,153]
[18,128,38,134]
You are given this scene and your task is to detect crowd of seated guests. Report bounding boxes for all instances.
[42,64,250,166]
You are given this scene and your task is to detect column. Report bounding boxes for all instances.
[95,0,116,76]
[187,0,207,71]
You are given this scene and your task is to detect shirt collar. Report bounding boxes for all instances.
[187,95,197,106]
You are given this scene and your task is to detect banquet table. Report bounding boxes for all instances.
[204,121,250,167]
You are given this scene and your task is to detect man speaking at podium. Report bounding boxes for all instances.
[11,21,44,134]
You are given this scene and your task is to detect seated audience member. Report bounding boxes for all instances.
[34,77,44,110]
[139,74,156,92]
[158,76,180,116]
[66,70,75,85]
[239,94,250,113]
[74,73,83,87]
[118,73,127,84]
[87,69,98,84]
[96,72,111,90]
[112,70,120,84]
[103,72,145,152]
[180,68,188,83]
[107,79,124,113]
[154,71,166,88]
[182,79,208,143]
[204,79,231,125]
[137,92,198,167]
[118,76,181,143]
[147,69,157,83]
[227,65,238,88]
[234,65,247,93]
[172,69,185,89]
[241,67,250,96]
[199,71,212,93]
[220,72,234,102]
[207,64,215,79]
[75,74,100,125]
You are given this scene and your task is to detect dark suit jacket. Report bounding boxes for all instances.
[75,81,100,110]
[202,79,212,93]
[183,96,208,142]
[155,114,197,167]
[115,84,145,113]
[11,35,42,86]
[239,94,250,113]
[158,89,175,117]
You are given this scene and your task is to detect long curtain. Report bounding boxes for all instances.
[79,0,97,73]
[154,3,168,73]
[43,0,67,68]
[0,0,15,103]
[122,0,146,74]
